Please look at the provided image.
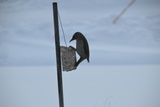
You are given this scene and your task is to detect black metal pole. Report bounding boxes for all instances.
[52,2,64,107]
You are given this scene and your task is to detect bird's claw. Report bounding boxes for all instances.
[69,46,76,51]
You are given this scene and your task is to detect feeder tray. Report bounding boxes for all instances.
[60,46,76,71]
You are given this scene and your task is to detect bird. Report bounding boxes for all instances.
[69,32,90,68]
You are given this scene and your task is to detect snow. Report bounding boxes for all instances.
[0,65,160,107]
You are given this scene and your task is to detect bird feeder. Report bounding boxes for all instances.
[60,46,76,71]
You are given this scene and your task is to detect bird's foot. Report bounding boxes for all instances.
[69,46,76,51]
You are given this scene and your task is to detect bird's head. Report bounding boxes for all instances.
[69,32,82,42]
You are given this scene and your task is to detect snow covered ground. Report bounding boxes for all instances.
[0,65,160,107]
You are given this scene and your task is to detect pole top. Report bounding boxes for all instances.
[53,2,57,4]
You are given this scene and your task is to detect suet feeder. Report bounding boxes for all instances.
[60,46,76,71]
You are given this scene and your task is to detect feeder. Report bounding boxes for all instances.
[60,46,76,71]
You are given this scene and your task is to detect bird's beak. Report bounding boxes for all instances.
[69,38,74,42]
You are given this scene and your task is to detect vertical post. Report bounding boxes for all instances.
[52,2,64,107]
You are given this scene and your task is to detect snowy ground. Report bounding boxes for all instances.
[0,65,160,107]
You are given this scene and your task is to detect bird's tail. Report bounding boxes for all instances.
[87,58,89,62]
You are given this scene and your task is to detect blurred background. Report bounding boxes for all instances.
[0,0,160,107]
[0,0,160,66]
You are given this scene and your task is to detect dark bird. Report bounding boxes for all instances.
[69,32,90,67]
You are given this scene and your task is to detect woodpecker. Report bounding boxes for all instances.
[69,32,90,67]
